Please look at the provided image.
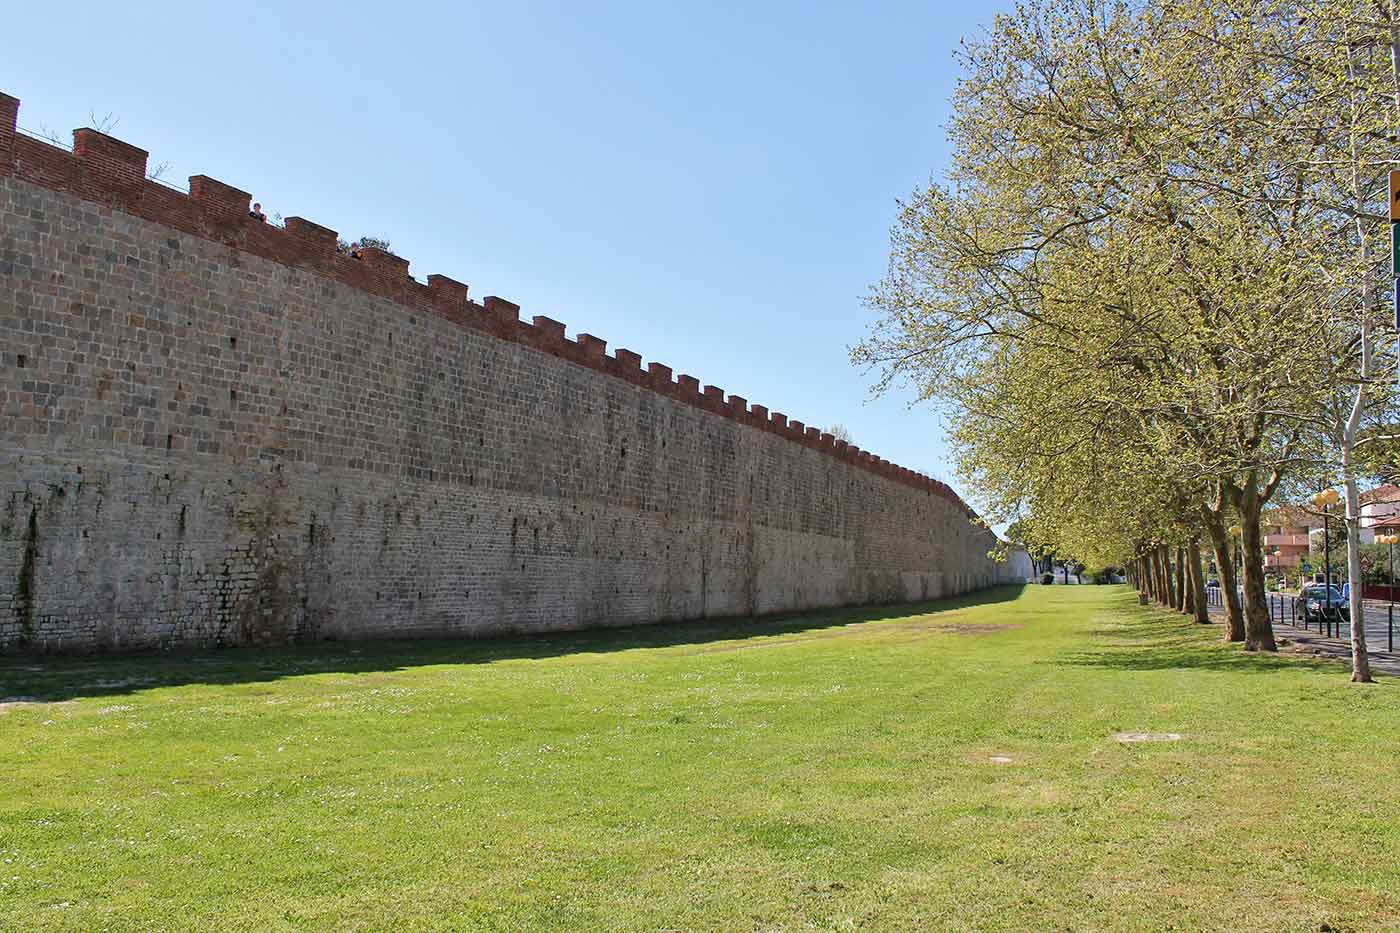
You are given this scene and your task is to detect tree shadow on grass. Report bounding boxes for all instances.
[1056,602,1337,675]
[0,585,1027,703]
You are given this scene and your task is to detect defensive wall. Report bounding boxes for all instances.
[0,91,1023,653]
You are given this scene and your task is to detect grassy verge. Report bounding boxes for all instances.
[2,585,1399,930]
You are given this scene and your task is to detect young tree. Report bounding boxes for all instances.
[826,424,854,445]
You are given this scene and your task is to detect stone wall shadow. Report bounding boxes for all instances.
[0,584,1026,703]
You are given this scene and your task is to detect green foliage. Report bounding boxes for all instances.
[337,235,393,255]
[1308,540,1399,584]
[1359,426,1400,485]
[853,0,1399,577]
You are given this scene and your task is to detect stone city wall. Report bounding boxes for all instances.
[0,92,1018,652]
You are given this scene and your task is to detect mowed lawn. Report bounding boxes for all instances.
[4,586,1400,930]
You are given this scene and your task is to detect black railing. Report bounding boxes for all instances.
[1179,583,1399,652]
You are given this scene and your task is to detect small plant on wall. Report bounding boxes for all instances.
[337,236,393,256]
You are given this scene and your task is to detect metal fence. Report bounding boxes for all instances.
[1202,584,1399,649]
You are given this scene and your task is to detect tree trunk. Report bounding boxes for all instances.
[1215,538,1244,639]
[1344,479,1374,682]
[1346,31,1384,682]
[1237,487,1277,652]
[1189,537,1210,624]
[1176,545,1188,613]
[1159,544,1176,608]
[1202,498,1245,641]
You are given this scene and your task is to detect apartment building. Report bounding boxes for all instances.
[1361,485,1400,536]
[1262,505,1320,570]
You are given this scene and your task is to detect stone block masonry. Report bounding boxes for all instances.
[0,91,1018,653]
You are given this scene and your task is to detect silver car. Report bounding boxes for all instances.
[1300,584,1350,625]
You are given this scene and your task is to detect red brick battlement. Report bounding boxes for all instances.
[0,91,973,516]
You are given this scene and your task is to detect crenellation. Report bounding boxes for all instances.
[73,128,147,184]
[483,296,520,324]
[356,246,410,280]
[0,89,1015,655]
[285,216,339,252]
[577,334,607,357]
[190,175,252,222]
[426,273,470,325]
[531,316,566,345]
[0,89,980,509]
[0,92,16,158]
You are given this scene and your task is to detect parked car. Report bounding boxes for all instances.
[1299,584,1349,626]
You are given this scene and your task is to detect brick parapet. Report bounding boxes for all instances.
[0,91,974,516]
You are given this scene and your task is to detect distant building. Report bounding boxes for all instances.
[1261,489,1395,573]
[1361,485,1400,536]
[1262,505,1321,570]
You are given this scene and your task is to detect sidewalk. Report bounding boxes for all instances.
[1203,602,1400,677]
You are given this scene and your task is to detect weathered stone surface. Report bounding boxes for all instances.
[0,175,1015,653]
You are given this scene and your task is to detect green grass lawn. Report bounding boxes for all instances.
[4,585,1400,931]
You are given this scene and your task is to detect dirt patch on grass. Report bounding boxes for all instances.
[0,696,43,713]
[691,637,809,655]
[929,622,1021,636]
[1113,732,1182,743]
[869,619,1023,640]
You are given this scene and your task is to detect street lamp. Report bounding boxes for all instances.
[1379,533,1399,652]
[1310,488,1341,637]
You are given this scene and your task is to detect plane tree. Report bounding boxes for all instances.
[854,0,1355,652]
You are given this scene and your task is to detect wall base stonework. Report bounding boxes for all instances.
[1,446,997,653]
[0,109,1019,654]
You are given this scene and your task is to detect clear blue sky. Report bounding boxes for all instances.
[4,0,1010,502]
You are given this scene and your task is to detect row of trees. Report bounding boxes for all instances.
[856,0,1400,680]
